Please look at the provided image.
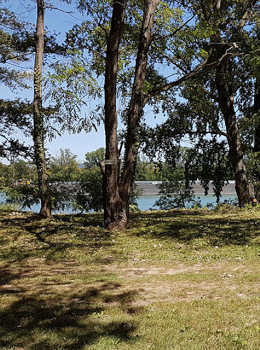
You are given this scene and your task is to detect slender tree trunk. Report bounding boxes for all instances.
[215,58,253,206]
[33,0,51,218]
[103,0,127,229]
[118,0,160,226]
[253,76,260,200]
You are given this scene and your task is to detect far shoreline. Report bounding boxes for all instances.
[135,181,236,196]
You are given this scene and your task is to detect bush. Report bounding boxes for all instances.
[74,167,103,212]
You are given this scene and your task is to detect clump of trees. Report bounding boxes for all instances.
[1,0,259,229]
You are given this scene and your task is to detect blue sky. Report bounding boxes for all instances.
[1,0,107,163]
[1,0,175,163]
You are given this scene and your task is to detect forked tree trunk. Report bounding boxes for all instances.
[215,58,253,206]
[33,0,51,218]
[103,0,127,229]
[103,0,159,229]
[119,0,160,224]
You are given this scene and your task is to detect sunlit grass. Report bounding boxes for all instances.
[0,206,259,349]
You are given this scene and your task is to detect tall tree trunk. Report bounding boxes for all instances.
[253,7,260,200]
[103,0,159,229]
[215,58,253,206]
[33,0,51,218]
[119,0,160,223]
[253,76,260,200]
[103,0,127,229]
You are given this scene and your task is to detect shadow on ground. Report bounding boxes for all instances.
[0,280,140,350]
[0,212,114,263]
[129,210,260,246]
[0,210,259,266]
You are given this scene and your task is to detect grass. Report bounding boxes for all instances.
[0,206,259,349]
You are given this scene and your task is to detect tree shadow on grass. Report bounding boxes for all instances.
[1,210,259,263]
[0,268,25,294]
[130,212,260,247]
[0,282,140,350]
[0,213,115,263]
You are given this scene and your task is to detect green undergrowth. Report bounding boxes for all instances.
[0,207,259,349]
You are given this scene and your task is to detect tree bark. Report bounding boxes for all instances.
[103,0,159,229]
[33,0,51,218]
[119,0,160,224]
[103,0,127,229]
[215,57,253,206]
[253,76,260,200]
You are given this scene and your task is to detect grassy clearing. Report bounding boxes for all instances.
[0,206,259,349]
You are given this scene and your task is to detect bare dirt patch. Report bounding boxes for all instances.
[99,262,260,305]
[1,257,259,309]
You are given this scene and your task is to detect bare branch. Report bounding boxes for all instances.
[145,43,243,104]
[144,57,215,103]
[153,15,195,41]
[45,5,73,14]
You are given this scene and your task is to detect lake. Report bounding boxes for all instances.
[0,192,237,213]
[137,194,237,211]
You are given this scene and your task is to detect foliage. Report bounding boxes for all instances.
[0,202,19,211]
[0,149,82,212]
[45,49,101,136]
[84,147,105,169]
[0,160,36,187]
[0,4,32,159]
[74,147,140,213]
[1,0,258,216]
[154,167,199,209]
[75,166,104,212]
[3,182,79,212]
[135,155,168,181]
[188,140,233,202]
[48,148,82,182]
[74,148,105,212]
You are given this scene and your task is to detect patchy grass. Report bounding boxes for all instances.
[0,207,259,349]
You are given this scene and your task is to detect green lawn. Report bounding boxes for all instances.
[0,206,259,349]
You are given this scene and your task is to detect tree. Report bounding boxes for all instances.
[32,0,79,218]
[76,167,103,213]
[1,0,101,217]
[251,5,260,200]
[145,0,257,207]
[32,0,51,217]
[0,4,32,159]
[213,39,252,206]
[101,0,160,229]
[63,1,211,226]
[47,0,257,223]
[48,149,81,182]
[84,147,105,169]
[253,74,260,200]
[194,0,256,206]
[100,0,127,229]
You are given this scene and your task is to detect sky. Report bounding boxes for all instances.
[1,0,107,163]
[1,0,175,163]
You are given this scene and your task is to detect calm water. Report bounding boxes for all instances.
[1,192,237,213]
[137,194,237,211]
